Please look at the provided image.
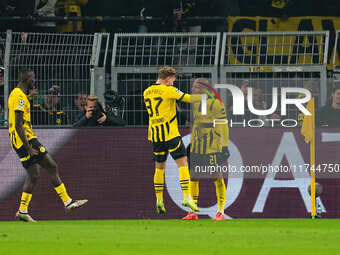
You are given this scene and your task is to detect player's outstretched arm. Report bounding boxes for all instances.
[166,86,202,103]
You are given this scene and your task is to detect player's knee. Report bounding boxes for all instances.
[155,161,166,170]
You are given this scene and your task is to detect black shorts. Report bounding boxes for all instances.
[14,138,48,169]
[189,152,228,179]
[187,144,228,179]
[187,144,229,167]
[189,152,227,168]
[152,136,186,163]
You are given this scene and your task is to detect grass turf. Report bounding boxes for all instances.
[0,219,339,255]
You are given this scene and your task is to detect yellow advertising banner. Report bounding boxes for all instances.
[227,16,340,70]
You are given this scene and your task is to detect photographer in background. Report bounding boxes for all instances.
[73,94,125,127]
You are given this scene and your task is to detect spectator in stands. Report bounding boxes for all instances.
[31,85,67,125]
[317,84,340,127]
[0,46,4,67]
[137,0,172,32]
[73,95,125,127]
[56,0,88,33]
[64,92,87,124]
[33,0,58,33]
[246,85,281,125]
[228,80,280,126]
[0,1,15,16]
[173,0,239,32]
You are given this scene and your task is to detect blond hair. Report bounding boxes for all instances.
[87,95,98,104]
[194,78,210,87]
[158,66,177,79]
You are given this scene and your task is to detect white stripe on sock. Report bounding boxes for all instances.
[64,198,72,207]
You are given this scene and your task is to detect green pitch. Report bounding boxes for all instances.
[0,219,340,255]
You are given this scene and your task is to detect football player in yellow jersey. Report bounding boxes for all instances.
[8,69,88,222]
[144,66,200,214]
[182,78,230,221]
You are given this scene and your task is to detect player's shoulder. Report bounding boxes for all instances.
[9,87,19,96]
[209,98,226,115]
[10,88,28,107]
[167,86,184,95]
[10,87,25,97]
[144,84,163,95]
[209,97,224,108]
[9,88,21,100]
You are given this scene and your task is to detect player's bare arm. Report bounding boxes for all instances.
[14,111,38,156]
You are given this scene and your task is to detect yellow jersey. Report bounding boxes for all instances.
[8,87,36,149]
[191,96,229,154]
[143,84,191,142]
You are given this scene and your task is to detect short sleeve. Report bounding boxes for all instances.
[166,86,185,100]
[14,94,26,112]
[166,86,191,103]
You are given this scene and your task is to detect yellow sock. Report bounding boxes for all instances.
[154,168,165,201]
[179,166,191,197]
[54,183,72,206]
[191,181,199,205]
[214,179,226,213]
[19,192,32,213]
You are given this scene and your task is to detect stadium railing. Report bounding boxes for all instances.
[219,31,329,124]
[2,30,109,127]
[111,33,220,126]
[333,30,340,79]
[1,30,332,127]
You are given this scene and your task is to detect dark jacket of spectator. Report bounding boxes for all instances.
[72,96,125,127]
[317,105,340,127]
[64,92,87,124]
[317,85,340,128]
[73,110,126,127]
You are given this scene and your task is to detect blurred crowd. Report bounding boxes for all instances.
[1,0,340,33]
